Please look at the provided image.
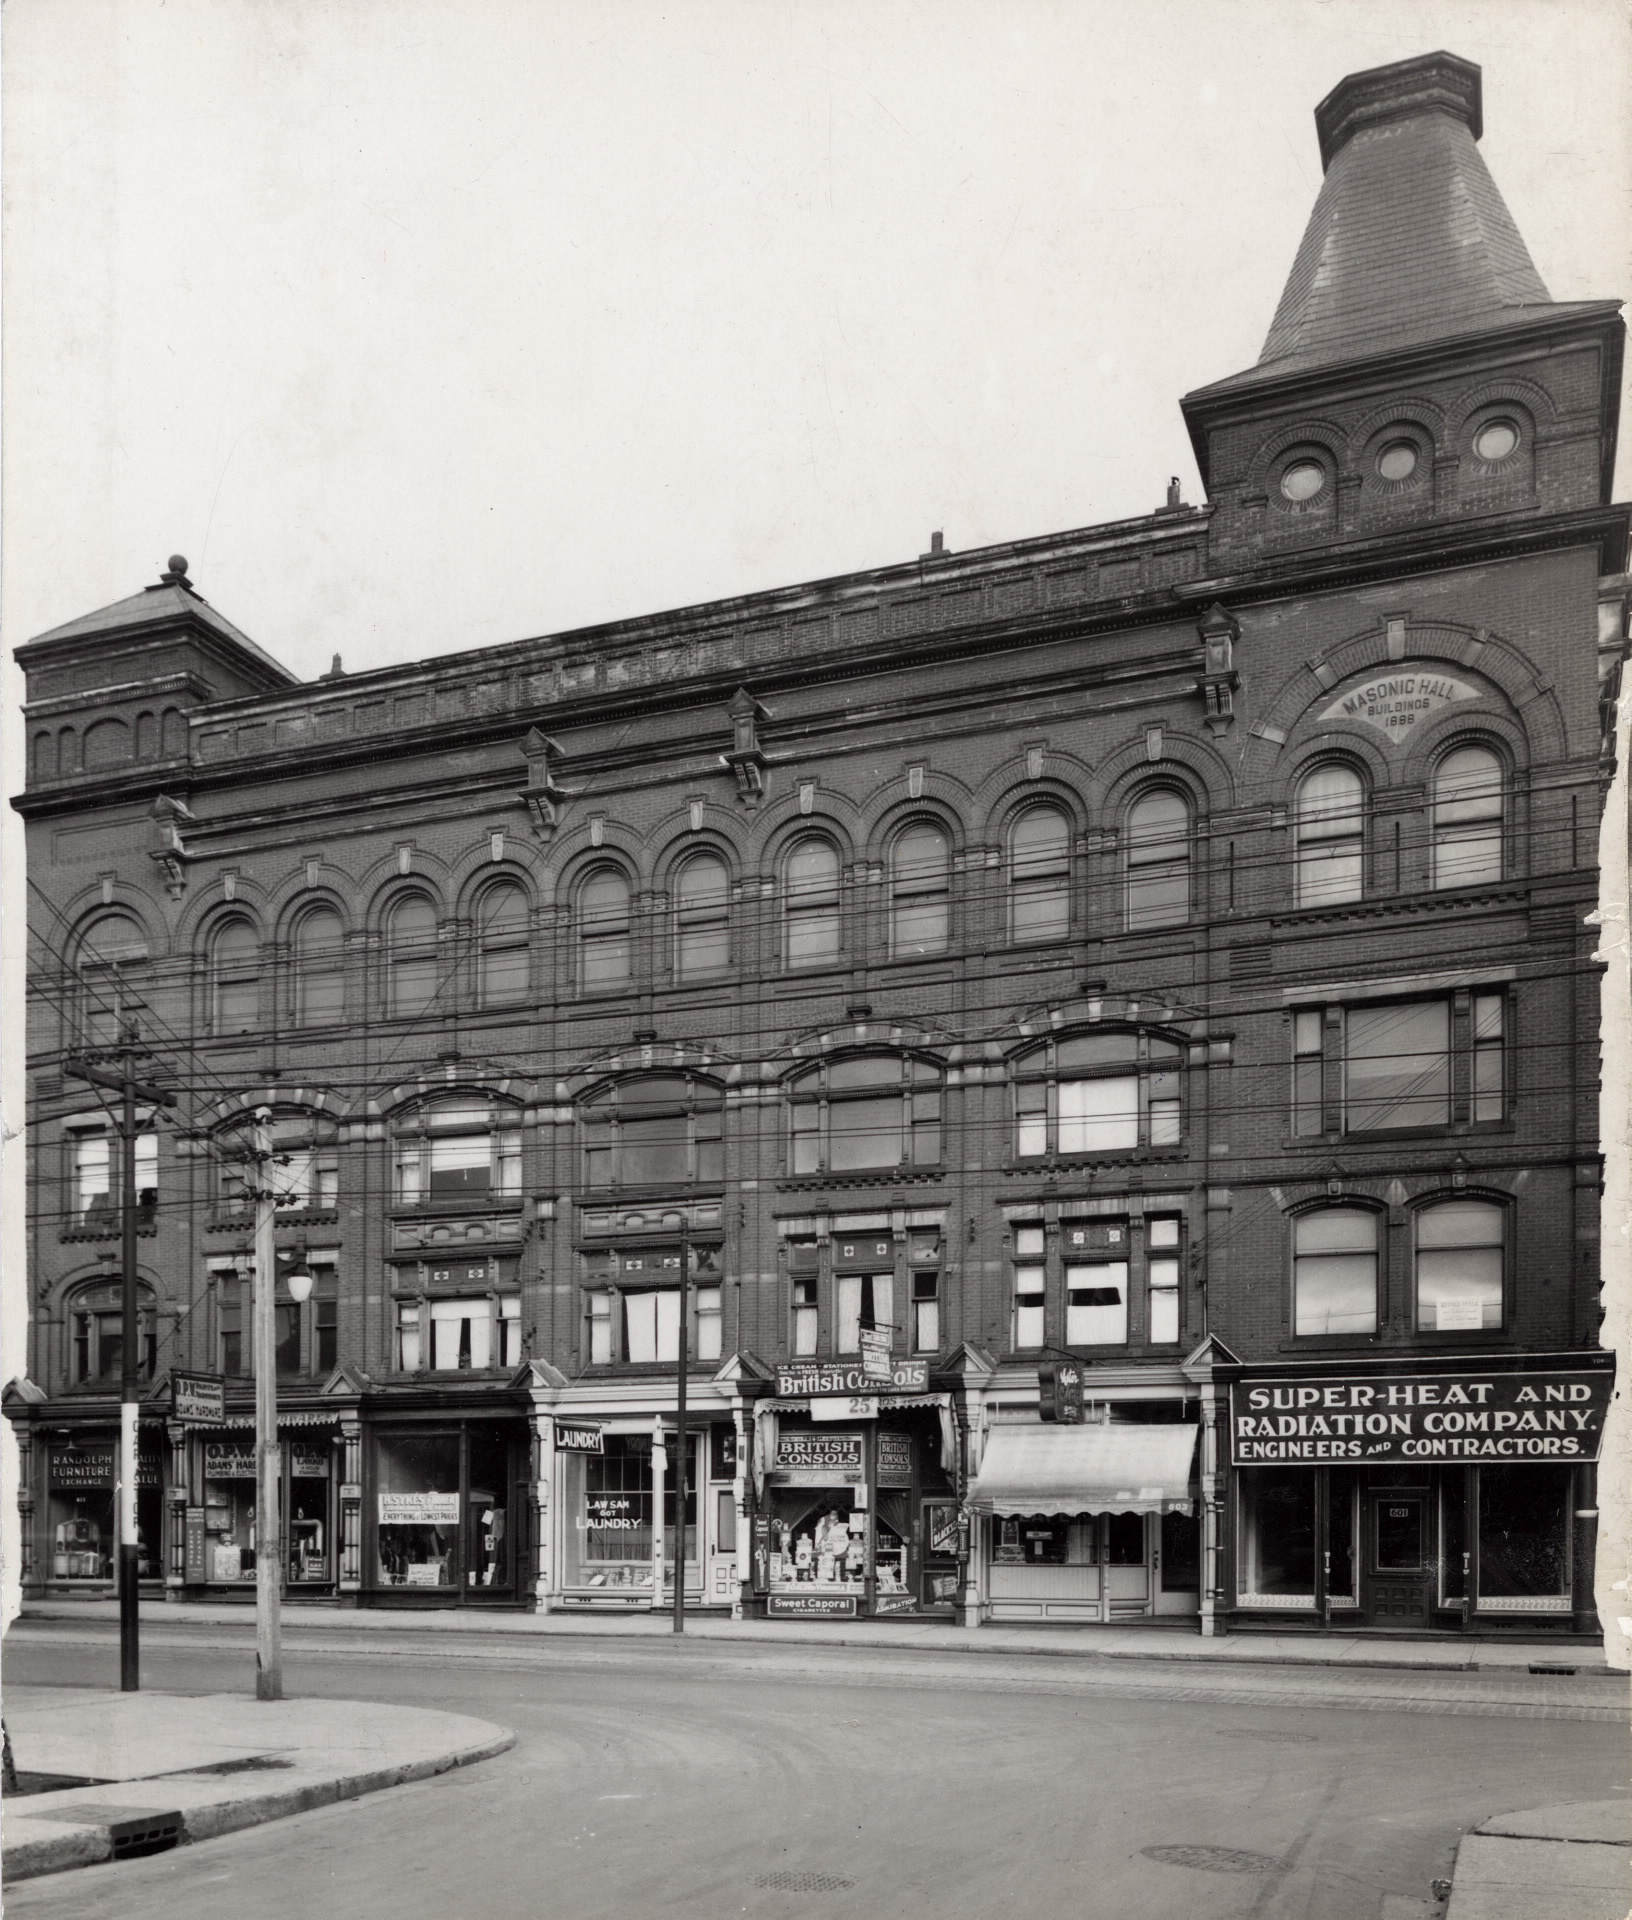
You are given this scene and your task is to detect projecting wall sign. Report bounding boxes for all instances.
[1319,667,1479,741]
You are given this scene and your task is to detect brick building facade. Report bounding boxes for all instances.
[11,52,1625,1636]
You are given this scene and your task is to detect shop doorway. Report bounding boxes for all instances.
[1363,1488,1431,1626]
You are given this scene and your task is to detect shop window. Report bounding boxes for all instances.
[1291,993,1503,1135]
[785,838,841,969]
[1147,1215,1182,1344]
[476,882,530,1005]
[889,822,950,958]
[1237,1467,1316,1603]
[388,894,439,1017]
[1124,790,1190,931]
[292,906,345,1026]
[376,1431,460,1589]
[1432,746,1504,890]
[673,853,730,982]
[1294,763,1364,908]
[1415,1199,1505,1332]
[660,1431,700,1569]
[1328,1468,1359,1603]
[1009,806,1070,943]
[1292,1207,1378,1336]
[787,1053,942,1174]
[573,1432,654,1588]
[836,1273,893,1355]
[49,1442,161,1582]
[579,867,632,992]
[1477,1465,1570,1604]
[1012,1224,1046,1350]
[1441,1475,1468,1605]
[581,1076,724,1189]
[75,912,148,1047]
[70,1280,158,1383]
[1012,1031,1182,1158]
[393,1098,522,1203]
[209,917,260,1035]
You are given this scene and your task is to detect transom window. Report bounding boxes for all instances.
[293,906,345,1026]
[673,854,731,981]
[388,895,439,1016]
[1293,1207,1378,1336]
[476,882,530,1005]
[1013,1031,1183,1159]
[1009,807,1070,944]
[393,1099,522,1203]
[788,1053,941,1174]
[785,838,841,969]
[1432,746,1503,890]
[1295,764,1365,908]
[890,823,950,958]
[1415,1199,1504,1331]
[209,918,259,1035]
[581,1076,724,1189]
[579,868,632,992]
[1124,790,1190,930]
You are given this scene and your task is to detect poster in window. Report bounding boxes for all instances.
[923,1499,959,1558]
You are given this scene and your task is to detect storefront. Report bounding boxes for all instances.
[367,1417,527,1604]
[186,1427,339,1592]
[44,1430,163,1586]
[967,1417,1200,1623]
[1224,1354,1612,1634]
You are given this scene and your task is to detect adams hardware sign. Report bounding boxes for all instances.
[776,1359,929,1397]
[1230,1365,1612,1466]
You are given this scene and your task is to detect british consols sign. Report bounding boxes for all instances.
[776,1359,928,1397]
[1230,1365,1612,1466]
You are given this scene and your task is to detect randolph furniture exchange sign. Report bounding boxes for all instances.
[1230,1365,1613,1466]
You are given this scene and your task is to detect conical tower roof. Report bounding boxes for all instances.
[1194,52,1613,396]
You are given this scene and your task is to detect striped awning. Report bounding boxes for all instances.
[968,1423,1197,1517]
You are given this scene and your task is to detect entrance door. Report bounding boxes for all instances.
[1364,1491,1431,1626]
[709,1488,737,1602]
[1103,1512,1150,1618]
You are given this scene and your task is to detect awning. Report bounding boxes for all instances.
[968,1423,1197,1517]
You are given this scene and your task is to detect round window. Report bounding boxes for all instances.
[1376,440,1419,482]
[1279,459,1327,503]
[1473,419,1520,463]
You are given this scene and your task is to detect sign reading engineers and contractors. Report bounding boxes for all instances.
[776,1359,928,1397]
[1230,1366,1612,1466]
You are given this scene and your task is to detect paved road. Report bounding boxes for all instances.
[6,1620,1626,1920]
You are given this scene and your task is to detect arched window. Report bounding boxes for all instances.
[388,895,439,1016]
[890,823,950,958]
[788,1053,941,1174]
[673,854,730,981]
[476,882,530,1005]
[1009,806,1070,943]
[1012,1031,1183,1158]
[76,913,148,1047]
[71,1279,157,1384]
[581,1075,724,1188]
[579,868,632,991]
[1294,764,1364,908]
[1292,1207,1377,1336]
[785,838,841,969]
[1432,745,1503,889]
[210,918,260,1035]
[1125,790,1190,930]
[293,907,345,1026]
[1415,1198,1504,1331]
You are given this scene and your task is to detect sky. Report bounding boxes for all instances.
[1,0,1629,1622]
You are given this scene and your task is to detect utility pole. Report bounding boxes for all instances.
[65,1034,175,1694]
[673,1225,689,1635]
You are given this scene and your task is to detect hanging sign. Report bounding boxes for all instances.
[378,1491,460,1524]
[1230,1364,1614,1466]
[777,1359,929,1397]
[859,1328,893,1384]
[554,1422,605,1455]
[1318,668,1478,741]
[1038,1360,1085,1424]
[172,1371,226,1424]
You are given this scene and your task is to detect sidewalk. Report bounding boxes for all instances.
[16,1595,1623,1676]
[1,1686,513,1884]
[1446,1799,1631,1920]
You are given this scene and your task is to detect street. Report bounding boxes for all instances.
[5,1617,1626,1919]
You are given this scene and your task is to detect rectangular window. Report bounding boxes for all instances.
[912,1271,940,1354]
[75,1134,110,1214]
[497,1295,522,1368]
[1477,1464,1570,1601]
[1238,1467,1316,1603]
[396,1302,422,1371]
[624,1289,681,1364]
[274,1301,302,1375]
[1013,1226,1045,1350]
[1148,1069,1181,1147]
[588,1291,614,1365]
[428,1134,493,1194]
[1473,993,1505,1122]
[829,1097,903,1171]
[1293,1209,1377,1336]
[787,903,840,969]
[314,1293,338,1373]
[1293,1010,1324,1136]
[1058,1076,1138,1154]
[791,1276,819,1356]
[694,1285,722,1363]
[1065,1262,1127,1345]
[1015,1083,1048,1159]
[1416,1201,1504,1331]
[429,1297,492,1370]
[1147,1216,1181,1345]
[1344,1001,1450,1130]
[835,1273,893,1354]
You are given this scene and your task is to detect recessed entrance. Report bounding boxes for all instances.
[1363,1490,1429,1626]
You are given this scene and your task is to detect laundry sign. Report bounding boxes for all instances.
[1318,668,1478,741]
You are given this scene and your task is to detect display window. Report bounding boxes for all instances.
[1476,1464,1570,1606]
[372,1422,517,1595]
[203,1438,261,1582]
[287,1442,333,1584]
[46,1439,161,1581]
[1236,1467,1316,1605]
[562,1430,703,1591]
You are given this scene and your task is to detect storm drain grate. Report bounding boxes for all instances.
[753,1871,856,1893]
[1143,1844,1283,1876]
[53,1806,183,1861]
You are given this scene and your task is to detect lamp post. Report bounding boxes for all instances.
[248,1111,314,1702]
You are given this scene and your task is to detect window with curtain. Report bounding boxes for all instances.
[1293,1208,1378,1336]
[1432,745,1503,889]
[785,838,841,968]
[393,1099,522,1202]
[293,907,345,1026]
[1415,1199,1504,1331]
[388,895,439,1016]
[210,917,260,1035]
[1009,807,1070,943]
[1295,764,1365,908]
[579,868,632,991]
[476,882,530,1004]
[889,823,950,958]
[673,854,730,981]
[76,913,149,1046]
[1125,790,1190,930]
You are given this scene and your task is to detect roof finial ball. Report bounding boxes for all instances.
[160,554,193,589]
